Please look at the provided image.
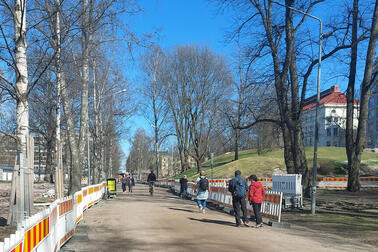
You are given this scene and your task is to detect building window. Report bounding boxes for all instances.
[327,128,331,136]
[333,128,338,137]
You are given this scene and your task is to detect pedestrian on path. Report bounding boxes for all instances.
[179,175,189,198]
[248,174,266,228]
[147,170,157,195]
[196,170,210,213]
[121,175,127,192]
[228,170,249,227]
[128,174,135,193]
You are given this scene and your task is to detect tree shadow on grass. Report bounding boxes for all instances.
[188,217,235,227]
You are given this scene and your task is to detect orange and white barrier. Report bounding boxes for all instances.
[316,177,378,189]
[246,191,283,222]
[158,178,283,223]
[0,182,107,252]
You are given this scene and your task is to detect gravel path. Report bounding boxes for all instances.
[62,184,374,252]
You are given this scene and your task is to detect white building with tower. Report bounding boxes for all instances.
[302,85,359,147]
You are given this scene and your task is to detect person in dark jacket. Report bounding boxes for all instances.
[228,170,249,227]
[179,175,189,198]
[120,175,127,192]
[128,174,135,193]
[248,174,266,228]
[147,170,157,195]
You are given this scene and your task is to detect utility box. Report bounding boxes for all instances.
[107,178,117,197]
[272,174,303,209]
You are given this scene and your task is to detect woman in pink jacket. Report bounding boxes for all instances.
[248,174,265,228]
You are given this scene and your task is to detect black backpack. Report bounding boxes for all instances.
[199,178,208,191]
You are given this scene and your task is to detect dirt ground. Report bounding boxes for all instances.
[0,182,55,241]
[62,184,376,252]
[283,189,378,247]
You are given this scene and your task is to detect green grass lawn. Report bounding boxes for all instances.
[174,147,378,180]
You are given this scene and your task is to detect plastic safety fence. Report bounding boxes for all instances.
[0,182,107,252]
[156,179,283,223]
[316,177,378,189]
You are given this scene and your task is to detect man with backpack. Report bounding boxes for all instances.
[196,170,210,213]
[228,170,249,227]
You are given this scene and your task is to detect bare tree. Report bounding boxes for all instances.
[216,0,371,194]
[164,45,232,172]
[140,45,171,179]
[346,0,378,191]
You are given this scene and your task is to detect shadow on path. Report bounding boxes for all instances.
[169,207,195,213]
[188,217,235,227]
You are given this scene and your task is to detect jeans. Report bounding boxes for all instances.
[232,196,248,226]
[179,188,189,197]
[197,199,206,210]
[252,202,262,224]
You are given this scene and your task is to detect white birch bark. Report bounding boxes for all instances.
[14,0,32,221]
[79,0,90,173]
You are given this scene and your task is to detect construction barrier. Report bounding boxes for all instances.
[316,177,378,189]
[156,178,283,223]
[272,174,302,208]
[0,182,107,252]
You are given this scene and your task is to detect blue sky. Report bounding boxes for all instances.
[120,0,368,163]
[120,0,235,160]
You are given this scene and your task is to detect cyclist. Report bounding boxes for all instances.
[147,170,157,195]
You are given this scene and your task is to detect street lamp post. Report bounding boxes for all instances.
[271,0,322,214]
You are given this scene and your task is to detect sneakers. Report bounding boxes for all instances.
[202,209,206,214]
[243,222,250,227]
[255,223,263,228]
[199,205,203,213]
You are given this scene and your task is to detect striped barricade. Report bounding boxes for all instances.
[0,181,107,252]
[258,178,272,189]
[187,182,196,197]
[246,191,283,222]
[1,230,23,252]
[317,177,347,189]
[360,177,378,188]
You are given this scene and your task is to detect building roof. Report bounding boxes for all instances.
[302,85,359,111]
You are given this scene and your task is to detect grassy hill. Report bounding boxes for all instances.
[174,147,378,180]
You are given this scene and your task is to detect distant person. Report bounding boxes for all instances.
[196,170,210,214]
[128,174,135,193]
[121,175,127,193]
[228,170,249,227]
[179,175,189,198]
[248,174,266,228]
[147,170,157,195]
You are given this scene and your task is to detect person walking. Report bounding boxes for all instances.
[179,175,189,198]
[120,174,127,193]
[128,174,135,193]
[147,170,157,195]
[228,170,249,227]
[196,170,210,214]
[248,174,266,228]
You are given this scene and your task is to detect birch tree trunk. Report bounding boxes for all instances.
[14,0,32,221]
[53,0,64,198]
[79,0,90,176]
[51,0,81,194]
